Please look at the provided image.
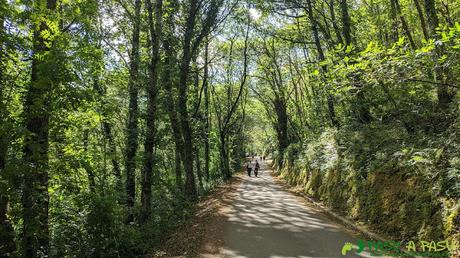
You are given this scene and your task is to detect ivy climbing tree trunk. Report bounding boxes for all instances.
[140,0,163,223]
[413,0,429,40]
[195,146,204,192]
[274,98,289,168]
[176,0,198,199]
[124,0,142,222]
[203,38,211,182]
[340,0,352,46]
[0,2,16,254]
[161,0,184,192]
[22,0,57,256]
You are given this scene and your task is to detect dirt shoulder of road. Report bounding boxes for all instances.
[151,173,244,258]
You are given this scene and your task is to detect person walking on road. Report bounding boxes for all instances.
[246,162,252,177]
[254,160,260,177]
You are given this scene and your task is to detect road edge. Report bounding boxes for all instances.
[151,171,245,257]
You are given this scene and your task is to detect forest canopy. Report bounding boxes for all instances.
[0,0,459,256]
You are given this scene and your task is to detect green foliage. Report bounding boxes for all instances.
[1,0,459,256]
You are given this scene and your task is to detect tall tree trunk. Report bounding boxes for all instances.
[389,0,400,41]
[424,0,439,36]
[93,1,122,188]
[203,38,210,182]
[195,147,204,192]
[83,130,96,192]
[140,0,163,223]
[168,0,222,197]
[22,0,57,255]
[178,60,197,198]
[393,0,416,49]
[329,0,343,45]
[124,0,142,222]
[93,80,122,183]
[274,99,289,169]
[413,0,429,40]
[219,133,231,179]
[162,10,185,191]
[174,146,183,189]
[424,0,453,108]
[340,0,352,46]
[0,2,16,253]
[163,41,184,191]
[306,0,339,128]
[176,0,200,199]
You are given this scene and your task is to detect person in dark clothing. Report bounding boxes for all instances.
[246,163,252,177]
[254,161,260,177]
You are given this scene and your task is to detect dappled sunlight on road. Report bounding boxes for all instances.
[216,161,378,258]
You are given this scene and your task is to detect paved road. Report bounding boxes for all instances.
[216,160,376,258]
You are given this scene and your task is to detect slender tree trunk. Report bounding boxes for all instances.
[195,147,204,192]
[393,0,416,49]
[306,0,339,128]
[424,0,439,36]
[413,0,429,40]
[93,80,122,182]
[174,146,182,189]
[83,130,96,192]
[0,191,15,256]
[177,0,200,199]
[22,0,57,255]
[178,60,197,199]
[203,38,210,182]
[163,36,184,191]
[274,99,289,169]
[124,0,142,222]
[140,0,163,223]
[424,0,453,108]
[216,23,249,178]
[329,0,343,45]
[219,133,231,179]
[340,0,352,46]
[389,0,400,41]
[0,3,16,254]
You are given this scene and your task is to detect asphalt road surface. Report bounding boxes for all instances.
[214,159,377,258]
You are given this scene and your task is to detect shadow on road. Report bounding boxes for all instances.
[214,161,377,258]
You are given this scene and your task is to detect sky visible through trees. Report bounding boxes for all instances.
[0,0,459,256]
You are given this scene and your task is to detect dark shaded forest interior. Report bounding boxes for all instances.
[0,0,459,256]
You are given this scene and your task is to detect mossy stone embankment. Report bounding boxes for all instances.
[276,129,460,249]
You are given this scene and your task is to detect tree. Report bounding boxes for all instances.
[176,0,223,198]
[424,0,454,108]
[140,0,163,222]
[162,0,184,191]
[124,0,142,222]
[252,39,290,168]
[0,0,16,254]
[213,20,250,179]
[22,0,57,255]
[203,37,211,182]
